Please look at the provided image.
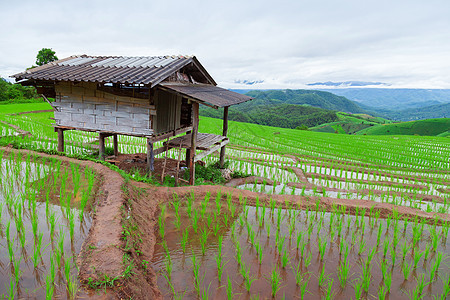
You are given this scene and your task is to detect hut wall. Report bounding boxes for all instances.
[53,82,155,136]
[154,89,182,134]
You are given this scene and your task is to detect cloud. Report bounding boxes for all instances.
[1,0,450,88]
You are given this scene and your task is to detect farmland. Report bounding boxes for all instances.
[0,103,449,299]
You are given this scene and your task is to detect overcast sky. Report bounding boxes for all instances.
[1,0,450,89]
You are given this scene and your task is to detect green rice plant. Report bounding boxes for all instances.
[384,271,392,293]
[235,240,242,266]
[358,238,366,255]
[191,209,200,233]
[402,261,413,281]
[12,256,22,287]
[269,267,282,298]
[200,282,212,299]
[180,228,189,253]
[281,248,289,268]
[353,278,363,299]
[407,274,428,300]
[430,251,443,282]
[402,241,412,261]
[413,248,425,268]
[361,261,372,292]
[423,244,431,262]
[226,274,234,300]
[382,238,390,257]
[158,205,166,238]
[376,222,384,248]
[325,278,334,300]
[378,285,388,300]
[296,231,304,249]
[45,272,54,300]
[241,263,257,292]
[390,245,397,266]
[255,241,264,265]
[215,190,222,215]
[440,273,450,300]
[318,237,327,261]
[199,228,210,255]
[201,192,211,217]
[337,257,350,288]
[305,252,312,269]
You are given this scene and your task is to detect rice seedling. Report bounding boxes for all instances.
[199,228,210,255]
[361,261,372,292]
[180,228,189,253]
[402,261,414,281]
[226,274,234,300]
[269,267,282,298]
[281,248,289,268]
[430,251,443,282]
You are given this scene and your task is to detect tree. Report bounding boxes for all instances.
[35,48,58,66]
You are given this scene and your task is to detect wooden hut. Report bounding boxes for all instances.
[12,55,252,184]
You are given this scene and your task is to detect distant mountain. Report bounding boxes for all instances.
[319,88,450,110]
[308,81,389,87]
[375,103,450,121]
[244,89,369,114]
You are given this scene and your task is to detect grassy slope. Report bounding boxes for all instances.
[199,116,449,169]
[309,112,391,134]
[356,118,450,136]
[0,102,52,115]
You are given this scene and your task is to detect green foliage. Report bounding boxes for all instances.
[36,48,58,66]
[0,78,39,103]
[296,124,309,130]
[193,163,226,184]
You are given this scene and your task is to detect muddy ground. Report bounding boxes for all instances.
[1,147,449,299]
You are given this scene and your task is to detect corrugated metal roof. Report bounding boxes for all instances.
[11,55,215,87]
[160,83,253,108]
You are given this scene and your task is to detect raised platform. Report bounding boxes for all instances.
[156,132,228,162]
[165,133,228,150]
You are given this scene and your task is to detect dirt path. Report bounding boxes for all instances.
[0,120,33,137]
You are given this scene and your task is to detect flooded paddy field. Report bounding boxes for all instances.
[0,151,97,299]
[151,192,450,299]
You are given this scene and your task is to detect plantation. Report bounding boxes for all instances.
[0,103,449,299]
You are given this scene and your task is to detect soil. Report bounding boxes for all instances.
[1,147,449,299]
[107,153,188,183]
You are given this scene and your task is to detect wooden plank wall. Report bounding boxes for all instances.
[154,89,182,134]
[53,82,155,136]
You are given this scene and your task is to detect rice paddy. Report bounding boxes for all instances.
[0,104,449,299]
[0,150,97,299]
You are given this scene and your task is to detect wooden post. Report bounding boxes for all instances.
[185,130,191,165]
[99,133,105,161]
[57,128,65,152]
[219,106,229,168]
[113,134,119,156]
[147,138,154,175]
[189,102,199,185]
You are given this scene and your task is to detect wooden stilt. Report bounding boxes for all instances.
[175,141,183,187]
[113,134,119,156]
[189,103,199,185]
[99,133,105,161]
[147,138,153,175]
[185,130,191,165]
[57,128,65,153]
[161,137,170,182]
[219,106,229,168]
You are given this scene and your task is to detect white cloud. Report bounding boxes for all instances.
[1,0,450,88]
